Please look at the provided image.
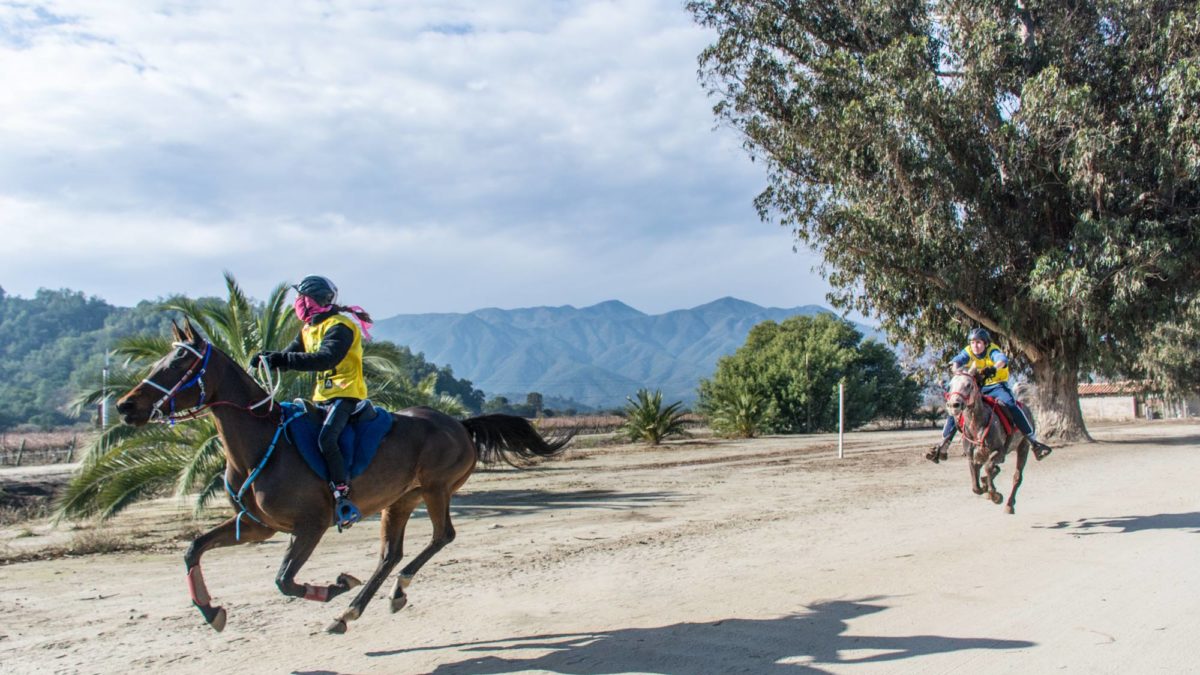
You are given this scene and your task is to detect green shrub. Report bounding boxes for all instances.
[623,389,688,445]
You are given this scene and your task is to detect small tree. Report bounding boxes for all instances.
[623,389,689,445]
[699,314,920,433]
[526,392,544,417]
[702,385,773,438]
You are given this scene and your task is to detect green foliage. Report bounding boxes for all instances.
[622,389,689,445]
[0,289,167,429]
[58,274,477,520]
[689,0,1200,436]
[698,314,923,434]
[704,386,773,439]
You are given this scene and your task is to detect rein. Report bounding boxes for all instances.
[143,341,280,424]
[138,338,299,537]
[225,407,306,540]
[948,373,995,452]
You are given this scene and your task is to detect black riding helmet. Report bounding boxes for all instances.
[293,275,338,306]
[968,327,991,343]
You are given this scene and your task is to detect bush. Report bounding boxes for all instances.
[623,389,689,445]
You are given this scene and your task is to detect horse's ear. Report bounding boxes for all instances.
[182,317,199,343]
[170,320,184,342]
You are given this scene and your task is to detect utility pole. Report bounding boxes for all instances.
[101,349,110,428]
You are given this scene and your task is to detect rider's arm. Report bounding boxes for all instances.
[949,351,970,372]
[989,348,1008,368]
[280,324,353,372]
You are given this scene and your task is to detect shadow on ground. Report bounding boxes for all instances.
[1038,511,1200,535]
[363,597,1035,674]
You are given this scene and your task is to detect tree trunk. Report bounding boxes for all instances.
[1029,360,1093,443]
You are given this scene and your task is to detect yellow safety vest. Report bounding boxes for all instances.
[961,342,1009,387]
[301,314,367,401]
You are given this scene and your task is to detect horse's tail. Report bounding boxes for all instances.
[460,414,573,468]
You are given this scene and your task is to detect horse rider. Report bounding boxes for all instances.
[251,275,375,529]
[927,328,1053,463]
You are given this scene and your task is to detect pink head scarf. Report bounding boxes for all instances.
[293,295,373,340]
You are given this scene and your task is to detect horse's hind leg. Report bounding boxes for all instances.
[327,488,423,634]
[390,484,458,611]
[1004,444,1029,515]
[183,516,275,632]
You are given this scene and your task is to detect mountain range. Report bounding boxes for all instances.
[372,297,879,409]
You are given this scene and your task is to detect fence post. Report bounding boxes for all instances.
[16,438,26,466]
[838,381,845,459]
[68,434,78,462]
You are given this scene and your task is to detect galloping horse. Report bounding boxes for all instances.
[114,319,570,634]
[943,367,1031,514]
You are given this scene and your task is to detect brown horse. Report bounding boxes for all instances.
[943,367,1031,514]
[114,319,569,634]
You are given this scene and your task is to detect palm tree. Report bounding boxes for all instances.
[622,388,689,445]
[60,273,467,520]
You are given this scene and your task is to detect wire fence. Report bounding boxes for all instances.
[0,430,83,466]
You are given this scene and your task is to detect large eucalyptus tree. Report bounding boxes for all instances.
[689,0,1200,440]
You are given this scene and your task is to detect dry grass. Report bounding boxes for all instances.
[0,428,91,466]
[0,501,51,527]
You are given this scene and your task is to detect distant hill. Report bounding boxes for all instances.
[372,298,880,408]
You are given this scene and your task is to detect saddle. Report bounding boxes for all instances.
[979,395,1016,436]
[281,400,393,482]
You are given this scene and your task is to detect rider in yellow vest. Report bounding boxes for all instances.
[251,275,374,529]
[927,328,1052,462]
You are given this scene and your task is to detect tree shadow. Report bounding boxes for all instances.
[365,597,1035,674]
[446,488,686,520]
[1037,511,1200,534]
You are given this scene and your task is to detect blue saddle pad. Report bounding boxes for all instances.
[280,401,393,482]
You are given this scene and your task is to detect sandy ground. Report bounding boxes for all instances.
[1,420,1197,675]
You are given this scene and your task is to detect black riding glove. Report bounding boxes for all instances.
[250,351,288,370]
[980,366,997,380]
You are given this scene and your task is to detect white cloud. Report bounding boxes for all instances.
[0,1,846,319]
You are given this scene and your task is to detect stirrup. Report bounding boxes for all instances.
[334,497,361,532]
[1032,441,1052,461]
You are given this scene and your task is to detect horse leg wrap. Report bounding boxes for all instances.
[304,584,330,602]
[186,565,212,607]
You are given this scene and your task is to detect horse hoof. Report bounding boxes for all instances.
[991,492,1004,504]
[338,573,362,590]
[326,619,348,635]
[209,606,227,632]
[1004,505,1015,515]
[972,487,985,495]
[342,606,362,622]
[391,595,408,613]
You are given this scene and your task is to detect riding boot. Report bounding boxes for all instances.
[330,481,361,531]
[926,437,953,464]
[1030,439,1053,461]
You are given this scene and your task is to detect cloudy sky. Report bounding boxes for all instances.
[0,0,837,319]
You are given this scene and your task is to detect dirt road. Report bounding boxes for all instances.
[2,421,1197,674]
